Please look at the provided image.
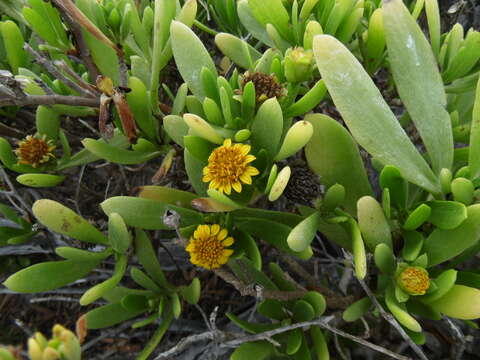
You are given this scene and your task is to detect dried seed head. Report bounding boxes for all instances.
[241,71,284,102]
[284,164,321,205]
[15,135,55,168]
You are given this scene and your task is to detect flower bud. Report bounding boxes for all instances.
[42,347,60,360]
[284,47,314,83]
[268,166,291,201]
[397,266,430,295]
[27,338,43,360]
[451,177,474,205]
[274,120,313,161]
[58,331,81,360]
[234,129,251,142]
[183,113,224,144]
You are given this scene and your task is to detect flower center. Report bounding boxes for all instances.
[398,266,430,295]
[208,147,247,184]
[194,236,224,267]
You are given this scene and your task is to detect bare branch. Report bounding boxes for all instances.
[155,316,412,360]
[0,94,99,108]
[24,44,97,98]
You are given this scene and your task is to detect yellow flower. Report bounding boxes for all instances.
[397,266,430,295]
[202,139,259,195]
[186,224,234,269]
[15,135,55,168]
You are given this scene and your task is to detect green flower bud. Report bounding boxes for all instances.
[451,177,474,205]
[284,47,314,83]
[183,113,224,144]
[234,129,251,142]
[42,347,60,360]
[274,120,313,161]
[439,168,452,194]
[27,338,43,360]
[107,8,121,31]
[58,331,81,360]
[397,266,430,295]
[268,166,291,201]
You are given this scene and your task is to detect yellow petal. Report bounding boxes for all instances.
[217,229,228,240]
[240,144,251,155]
[244,155,256,163]
[224,183,232,195]
[222,249,234,257]
[210,224,220,235]
[239,174,252,184]
[246,166,260,176]
[197,224,210,238]
[222,236,234,246]
[223,138,232,147]
[218,256,229,265]
[232,181,242,193]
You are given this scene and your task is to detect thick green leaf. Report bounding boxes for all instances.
[374,243,395,275]
[108,213,131,254]
[215,33,261,69]
[101,196,203,230]
[179,277,201,305]
[16,174,65,188]
[469,76,480,179]
[313,35,439,193]
[171,21,217,99]
[302,291,326,317]
[184,148,208,196]
[138,186,196,209]
[287,211,321,252]
[229,257,278,290]
[421,269,457,304]
[85,303,144,329]
[4,260,99,293]
[33,199,107,244]
[247,0,291,43]
[82,138,163,165]
[80,254,127,305]
[357,196,392,250]
[237,0,274,47]
[343,297,371,322]
[424,204,480,267]
[235,218,312,259]
[231,341,276,360]
[134,229,169,288]
[163,115,189,146]
[251,98,283,158]
[305,114,372,214]
[429,285,480,320]
[403,204,431,231]
[426,200,467,229]
[383,0,453,174]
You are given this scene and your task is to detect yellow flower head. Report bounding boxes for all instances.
[202,139,259,195]
[15,135,55,168]
[398,266,430,295]
[186,224,234,269]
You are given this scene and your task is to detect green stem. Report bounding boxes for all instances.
[194,20,219,36]
[136,309,174,360]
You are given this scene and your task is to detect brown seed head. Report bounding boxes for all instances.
[241,71,284,102]
[15,135,55,168]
